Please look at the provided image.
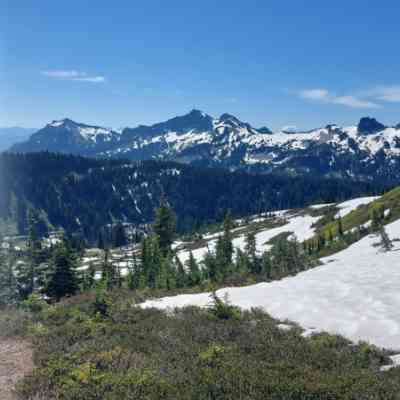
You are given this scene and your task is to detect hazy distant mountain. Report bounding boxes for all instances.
[10,111,400,184]
[0,127,36,151]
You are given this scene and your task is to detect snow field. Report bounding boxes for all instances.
[142,218,400,350]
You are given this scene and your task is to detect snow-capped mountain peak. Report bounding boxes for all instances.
[10,112,400,184]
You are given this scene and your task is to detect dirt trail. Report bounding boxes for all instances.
[0,338,33,400]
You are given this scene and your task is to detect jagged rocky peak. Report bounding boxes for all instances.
[325,124,339,130]
[48,118,78,127]
[219,113,242,125]
[156,109,214,132]
[395,123,400,130]
[357,117,386,135]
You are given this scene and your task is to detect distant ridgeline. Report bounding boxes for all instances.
[9,111,400,185]
[0,152,386,242]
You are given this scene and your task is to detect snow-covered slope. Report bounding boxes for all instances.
[10,118,121,154]
[175,196,378,265]
[142,217,400,350]
[11,112,400,183]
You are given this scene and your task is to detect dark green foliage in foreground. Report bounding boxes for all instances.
[15,291,400,399]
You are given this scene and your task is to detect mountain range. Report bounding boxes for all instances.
[9,110,400,184]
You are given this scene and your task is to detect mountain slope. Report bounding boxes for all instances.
[10,111,400,184]
[0,152,382,241]
[142,193,400,350]
[10,119,121,155]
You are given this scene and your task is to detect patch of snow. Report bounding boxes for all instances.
[142,218,400,350]
[380,354,400,372]
[309,203,334,209]
[277,323,294,331]
[335,196,379,218]
[176,211,320,264]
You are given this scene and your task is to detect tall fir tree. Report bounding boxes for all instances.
[186,251,201,286]
[153,198,176,255]
[45,237,79,301]
[337,216,344,237]
[245,230,260,273]
[16,210,45,298]
[175,256,187,288]
[214,212,234,280]
[101,248,120,290]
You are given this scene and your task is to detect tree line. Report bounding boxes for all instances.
[0,200,314,305]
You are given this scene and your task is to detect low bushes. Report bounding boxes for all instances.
[13,290,400,399]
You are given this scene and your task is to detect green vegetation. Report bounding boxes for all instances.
[0,151,386,241]
[3,187,400,398]
[6,290,400,399]
[302,187,400,259]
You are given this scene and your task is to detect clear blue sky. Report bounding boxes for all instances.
[1,0,400,130]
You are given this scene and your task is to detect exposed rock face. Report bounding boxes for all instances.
[357,117,386,135]
[10,111,400,183]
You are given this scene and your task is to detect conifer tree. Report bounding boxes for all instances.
[82,262,96,290]
[235,248,249,275]
[153,198,176,255]
[163,254,177,290]
[186,251,201,286]
[261,251,272,278]
[221,212,234,265]
[245,230,260,273]
[101,249,118,290]
[127,254,141,290]
[16,211,45,298]
[337,216,344,237]
[175,256,187,288]
[214,212,234,280]
[45,238,79,301]
[371,208,383,231]
[148,236,162,288]
[156,256,168,289]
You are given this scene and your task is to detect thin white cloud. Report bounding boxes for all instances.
[332,96,379,109]
[370,86,400,103]
[72,76,105,83]
[41,69,105,83]
[298,88,380,109]
[299,89,329,101]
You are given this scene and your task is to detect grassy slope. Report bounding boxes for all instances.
[316,187,400,238]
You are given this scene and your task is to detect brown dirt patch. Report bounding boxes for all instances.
[0,338,33,400]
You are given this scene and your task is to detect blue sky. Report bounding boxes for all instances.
[1,0,400,130]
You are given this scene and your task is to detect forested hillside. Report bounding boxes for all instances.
[0,152,386,242]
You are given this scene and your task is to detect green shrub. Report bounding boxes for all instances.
[14,291,400,399]
[208,291,241,320]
